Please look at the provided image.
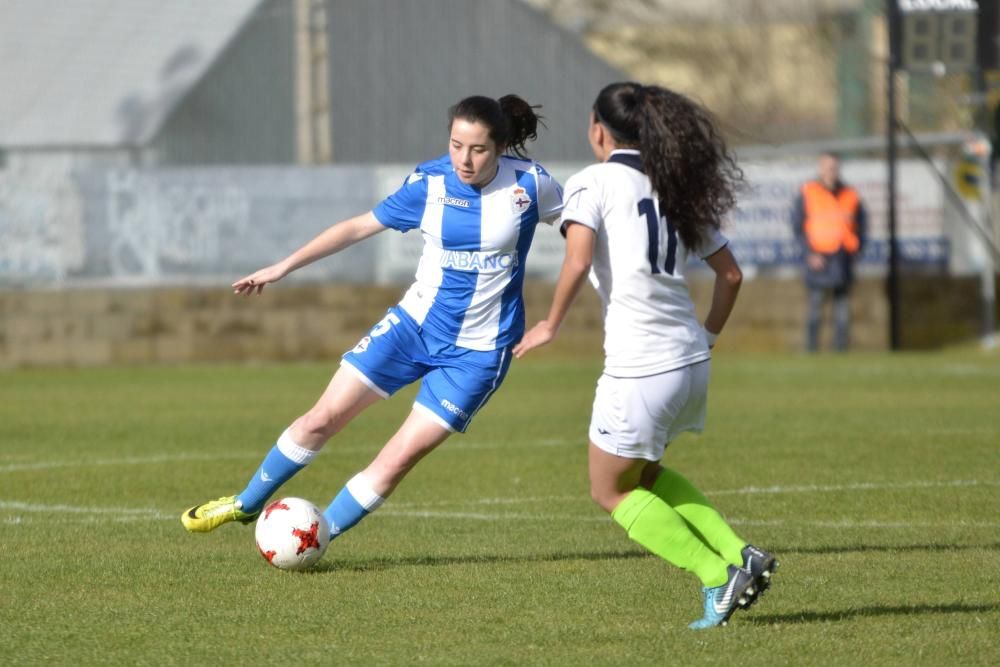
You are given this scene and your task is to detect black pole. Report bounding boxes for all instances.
[886,0,901,350]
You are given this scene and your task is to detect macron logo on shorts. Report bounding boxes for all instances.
[440,399,469,420]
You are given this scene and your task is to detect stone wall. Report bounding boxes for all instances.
[0,284,401,368]
[0,275,993,368]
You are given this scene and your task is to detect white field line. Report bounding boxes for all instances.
[0,452,256,474]
[0,439,574,475]
[0,500,172,520]
[729,518,1000,529]
[376,510,1000,529]
[3,479,1000,530]
[2,449,998,527]
[379,509,607,522]
[2,502,999,530]
[390,479,1000,509]
[391,496,582,508]
[707,479,1000,496]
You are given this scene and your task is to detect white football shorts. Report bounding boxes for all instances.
[589,360,710,461]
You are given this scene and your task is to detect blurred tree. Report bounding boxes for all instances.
[523,0,987,145]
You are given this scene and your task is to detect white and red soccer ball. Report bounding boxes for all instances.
[254,497,330,571]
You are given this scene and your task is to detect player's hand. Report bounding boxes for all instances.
[513,321,556,358]
[232,263,287,296]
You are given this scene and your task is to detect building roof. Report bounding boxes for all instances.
[0,0,261,148]
[0,0,626,162]
[325,0,627,163]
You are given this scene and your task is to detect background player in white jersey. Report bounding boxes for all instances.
[182,95,563,543]
[515,82,777,629]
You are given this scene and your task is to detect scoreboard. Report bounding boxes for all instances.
[892,0,999,72]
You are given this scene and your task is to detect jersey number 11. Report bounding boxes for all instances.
[638,198,677,276]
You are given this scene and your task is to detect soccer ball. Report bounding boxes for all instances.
[254,497,330,571]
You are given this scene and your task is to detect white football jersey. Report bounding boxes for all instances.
[560,149,728,377]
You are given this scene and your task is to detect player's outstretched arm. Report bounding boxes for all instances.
[514,222,595,358]
[233,212,386,295]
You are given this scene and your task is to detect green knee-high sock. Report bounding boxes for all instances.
[611,488,729,587]
[651,467,746,567]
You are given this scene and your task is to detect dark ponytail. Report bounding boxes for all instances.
[449,94,544,159]
[593,82,743,252]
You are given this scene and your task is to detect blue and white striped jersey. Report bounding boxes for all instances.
[373,154,563,351]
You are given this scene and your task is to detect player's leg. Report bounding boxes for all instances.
[642,462,777,601]
[181,308,420,533]
[640,360,779,601]
[234,367,383,511]
[181,367,382,532]
[322,342,512,540]
[591,445,731,586]
[641,464,744,563]
[590,367,757,627]
[638,360,744,565]
[590,445,754,629]
[832,284,850,351]
[806,286,824,352]
[323,408,452,538]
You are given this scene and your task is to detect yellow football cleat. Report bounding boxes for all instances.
[181,495,259,533]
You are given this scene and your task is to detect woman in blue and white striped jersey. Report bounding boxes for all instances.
[181,94,562,542]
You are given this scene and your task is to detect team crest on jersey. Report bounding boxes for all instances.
[510,187,532,214]
[352,336,371,354]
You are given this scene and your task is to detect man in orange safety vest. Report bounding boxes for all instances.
[791,152,867,352]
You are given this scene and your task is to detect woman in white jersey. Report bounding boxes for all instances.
[181,95,563,545]
[515,82,776,629]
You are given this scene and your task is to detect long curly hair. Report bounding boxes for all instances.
[593,82,743,252]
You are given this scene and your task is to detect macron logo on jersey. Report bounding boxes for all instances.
[439,249,519,272]
[437,196,471,208]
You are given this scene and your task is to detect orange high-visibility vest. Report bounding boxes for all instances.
[801,181,861,254]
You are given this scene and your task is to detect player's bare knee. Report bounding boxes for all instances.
[297,405,346,440]
[386,450,424,478]
[589,485,618,514]
[366,456,417,493]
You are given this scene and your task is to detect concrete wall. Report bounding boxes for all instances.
[2,274,992,369]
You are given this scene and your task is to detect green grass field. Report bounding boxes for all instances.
[1,350,998,665]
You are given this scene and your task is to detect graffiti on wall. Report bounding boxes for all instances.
[0,164,377,288]
[0,159,959,288]
[106,170,250,278]
[0,165,85,283]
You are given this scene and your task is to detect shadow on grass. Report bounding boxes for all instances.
[777,542,1000,556]
[310,548,651,573]
[298,542,1000,575]
[749,603,998,625]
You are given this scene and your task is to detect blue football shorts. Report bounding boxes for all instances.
[341,307,513,433]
